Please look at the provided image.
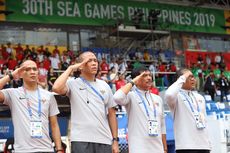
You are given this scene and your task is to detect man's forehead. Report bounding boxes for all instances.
[82,52,96,58]
[22,61,37,67]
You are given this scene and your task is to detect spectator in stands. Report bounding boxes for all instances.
[150,83,159,95]
[0,56,5,72]
[109,67,118,93]
[213,64,221,81]
[8,57,18,70]
[37,51,44,63]
[14,43,23,54]
[223,66,230,81]
[214,53,222,66]
[218,72,230,102]
[37,62,48,90]
[0,60,63,152]
[143,49,150,61]
[52,51,119,153]
[50,53,60,70]
[100,57,109,73]
[149,61,157,75]
[113,66,167,153]
[165,68,211,153]
[44,47,51,58]
[53,45,60,58]
[23,45,31,58]
[109,58,119,74]
[205,54,211,65]
[6,42,13,57]
[30,47,38,61]
[118,58,127,74]
[204,71,216,101]
[16,49,24,64]
[168,61,177,85]
[43,56,51,71]
[115,72,126,91]
[61,56,69,70]
[133,58,143,69]
[37,45,45,54]
[197,54,203,64]
[1,44,9,60]
[47,68,58,91]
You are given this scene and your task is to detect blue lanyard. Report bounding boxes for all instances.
[180,91,200,113]
[80,77,104,101]
[135,89,156,118]
[23,87,42,119]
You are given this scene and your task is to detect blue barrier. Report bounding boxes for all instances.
[0,118,14,139]
[0,117,69,139]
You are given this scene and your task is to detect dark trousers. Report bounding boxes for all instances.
[71,142,112,153]
[220,90,228,102]
[176,150,210,153]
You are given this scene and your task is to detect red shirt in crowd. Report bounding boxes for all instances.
[1,47,9,60]
[16,51,24,61]
[100,61,109,73]
[8,59,17,70]
[0,59,5,71]
[115,79,126,90]
[14,45,23,54]
[43,58,51,70]
[150,87,159,95]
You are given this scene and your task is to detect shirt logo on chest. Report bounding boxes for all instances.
[42,99,47,103]
[100,90,106,95]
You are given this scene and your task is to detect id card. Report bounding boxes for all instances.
[194,113,205,129]
[148,120,158,136]
[30,120,42,138]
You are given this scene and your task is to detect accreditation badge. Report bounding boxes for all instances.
[30,120,43,138]
[194,112,206,129]
[148,120,158,136]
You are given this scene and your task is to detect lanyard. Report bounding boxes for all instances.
[135,88,156,118]
[23,87,42,119]
[180,91,200,113]
[80,77,104,101]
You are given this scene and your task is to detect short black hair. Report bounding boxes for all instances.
[176,68,189,79]
[131,65,149,79]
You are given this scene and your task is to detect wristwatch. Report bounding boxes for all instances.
[112,137,119,142]
[8,72,14,80]
[129,80,135,87]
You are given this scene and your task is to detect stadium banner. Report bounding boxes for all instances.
[5,0,228,34]
[185,51,230,68]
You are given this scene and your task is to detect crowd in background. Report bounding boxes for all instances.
[0,42,229,102]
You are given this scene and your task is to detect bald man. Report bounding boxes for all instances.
[53,51,119,153]
[0,60,63,153]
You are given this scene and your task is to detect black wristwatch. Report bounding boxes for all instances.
[129,80,135,87]
[112,137,119,142]
[8,72,14,80]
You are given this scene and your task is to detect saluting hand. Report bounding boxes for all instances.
[132,71,148,85]
[183,70,193,79]
[69,57,90,72]
[12,65,26,80]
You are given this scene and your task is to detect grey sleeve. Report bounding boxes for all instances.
[106,84,117,108]
[113,89,131,106]
[65,78,72,97]
[49,94,60,117]
[2,89,13,106]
